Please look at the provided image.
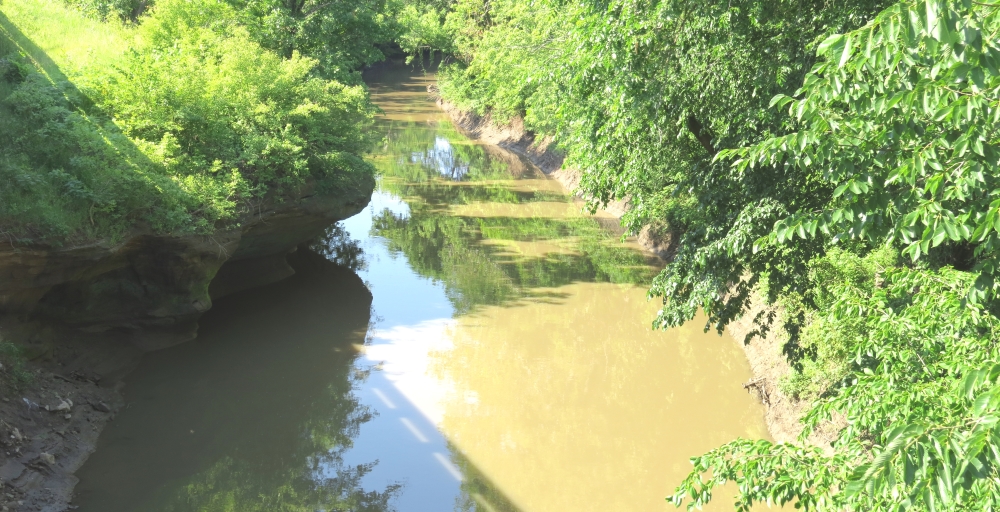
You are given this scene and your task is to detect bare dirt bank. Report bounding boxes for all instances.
[724,298,842,449]
[433,88,820,446]
[0,321,137,512]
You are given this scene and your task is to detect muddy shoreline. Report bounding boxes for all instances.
[433,90,816,446]
[0,321,141,512]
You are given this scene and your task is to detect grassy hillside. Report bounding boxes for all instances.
[0,0,376,246]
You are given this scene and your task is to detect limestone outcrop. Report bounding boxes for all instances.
[0,181,373,350]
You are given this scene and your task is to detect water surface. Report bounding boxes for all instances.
[73,63,769,512]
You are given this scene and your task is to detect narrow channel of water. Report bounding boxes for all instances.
[72,63,769,512]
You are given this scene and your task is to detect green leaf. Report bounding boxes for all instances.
[839,34,854,68]
[818,34,845,56]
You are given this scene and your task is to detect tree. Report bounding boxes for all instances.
[669,1,1000,509]
[223,0,397,79]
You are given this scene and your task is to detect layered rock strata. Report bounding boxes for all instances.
[0,182,373,350]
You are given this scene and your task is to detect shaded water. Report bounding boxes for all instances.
[73,64,769,511]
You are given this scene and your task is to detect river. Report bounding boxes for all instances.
[72,63,769,512]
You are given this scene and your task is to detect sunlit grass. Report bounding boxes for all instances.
[0,0,129,80]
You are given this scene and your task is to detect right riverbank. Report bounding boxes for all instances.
[432,87,820,448]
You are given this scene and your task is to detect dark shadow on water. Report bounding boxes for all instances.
[73,251,390,511]
[73,247,524,512]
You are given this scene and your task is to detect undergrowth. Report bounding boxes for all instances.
[0,338,33,391]
[0,0,376,246]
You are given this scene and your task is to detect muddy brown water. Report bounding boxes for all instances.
[72,63,769,511]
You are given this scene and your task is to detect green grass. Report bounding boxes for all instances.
[0,338,33,391]
[0,0,128,79]
[0,0,376,245]
[0,8,169,244]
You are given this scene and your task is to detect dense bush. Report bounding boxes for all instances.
[780,247,899,400]
[222,0,398,80]
[90,0,378,221]
[0,0,377,244]
[0,49,191,242]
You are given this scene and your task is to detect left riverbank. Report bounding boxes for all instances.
[0,187,373,512]
[0,321,130,512]
[0,0,388,507]
[0,178,372,511]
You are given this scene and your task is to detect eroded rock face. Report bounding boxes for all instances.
[0,183,373,350]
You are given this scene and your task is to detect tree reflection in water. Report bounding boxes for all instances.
[339,100,664,510]
[364,114,658,315]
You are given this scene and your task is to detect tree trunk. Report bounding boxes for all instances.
[685,115,715,155]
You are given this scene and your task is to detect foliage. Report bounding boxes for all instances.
[781,246,899,400]
[725,0,1000,302]
[63,0,148,22]
[0,0,377,244]
[673,267,1000,510]
[395,3,453,63]
[667,0,1000,509]
[437,0,579,127]
[224,0,397,81]
[90,0,378,220]
[65,0,400,79]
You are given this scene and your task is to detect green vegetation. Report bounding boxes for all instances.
[0,337,32,390]
[426,0,1000,509]
[0,0,377,245]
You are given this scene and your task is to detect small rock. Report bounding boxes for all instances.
[90,401,111,413]
[2,397,9,403]
[0,460,25,482]
[63,414,72,420]
[38,453,55,466]
[10,428,22,442]
[52,400,72,413]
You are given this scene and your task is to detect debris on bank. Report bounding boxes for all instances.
[0,365,122,512]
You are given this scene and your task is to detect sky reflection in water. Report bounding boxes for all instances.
[338,64,770,512]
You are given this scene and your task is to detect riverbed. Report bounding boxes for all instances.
[71,64,769,512]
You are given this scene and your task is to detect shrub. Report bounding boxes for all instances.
[0,0,377,244]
